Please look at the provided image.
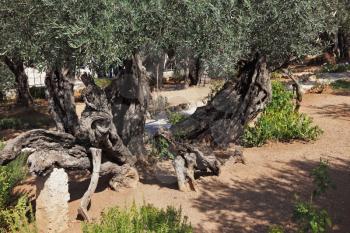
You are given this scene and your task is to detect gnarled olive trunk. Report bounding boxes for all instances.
[45,66,79,135]
[171,55,272,148]
[107,52,150,160]
[3,57,33,107]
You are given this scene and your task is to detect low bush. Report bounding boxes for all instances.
[0,196,37,233]
[243,81,322,147]
[271,159,334,233]
[150,136,174,160]
[0,118,23,130]
[0,153,36,233]
[82,204,193,233]
[330,79,350,91]
[0,140,5,151]
[94,78,112,89]
[0,154,28,209]
[321,63,350,73]
[167,111,187,125]
[29,86,46,99]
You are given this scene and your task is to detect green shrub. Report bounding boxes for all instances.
[82,204,193,233]
[272,160,333,233]
[0,155,35,233]
[311,159,335,198]
[268,225,284,233]
[94,78,112,89]
[321,63,350,73]
[0,141,5,151]
[0,196,37,233]
[330,79,350,91]
[0,154,28,208]
[29,86,46,99]
[293,201,331,233]
[0,118,23,130]
[243,81,322,147]
[167,111,187,125]
[151,136,174,160]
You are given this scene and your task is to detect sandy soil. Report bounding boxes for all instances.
[59,92,350,233]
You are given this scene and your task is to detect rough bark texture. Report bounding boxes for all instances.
[106,52,150,160]
[171,55,272,148]
[155,131,238,192]
[45,66,79,135]
[3,56,33,107]
[0,129,89,170]
[79,73,136,165]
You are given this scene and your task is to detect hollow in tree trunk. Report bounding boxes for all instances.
[45,65,79,135]
[171,54,272,148]
[107,52,150,161]
[3,56,33,107]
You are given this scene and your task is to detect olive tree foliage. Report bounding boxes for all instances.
[0,0,35,106]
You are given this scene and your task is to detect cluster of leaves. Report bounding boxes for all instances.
[330,79,350,91]
[151,137,174,160]
[269,159,335,233]
[292,160,335,233]
[243,81,322,147]
[94,78,113,89]
[167,111,187,125]
[0,196,37,233]
[0,63,15,95]
[0,150,36,233]
[82,204,192,233]
[321,63,350,73]
[0,118,23,130]
[29,86,46,99]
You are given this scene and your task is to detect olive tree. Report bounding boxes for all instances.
[0,0,34,107]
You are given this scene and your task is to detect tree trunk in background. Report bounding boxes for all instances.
[45,66,79,135]
[3,57,33,107]
[107,52,150,161]
[171,54,272,148]
[188,56,206,86]
[338,29,350,62]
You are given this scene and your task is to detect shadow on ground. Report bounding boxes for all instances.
[310,103,350,121]
[192,158,350,233]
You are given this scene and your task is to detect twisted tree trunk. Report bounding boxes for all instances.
[3,56,33,107]
[171,55,272,147]
[106,52,150,161]
[45,66,79,135]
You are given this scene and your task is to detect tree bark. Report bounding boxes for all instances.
[3,56,33,107]
[45,66,79,135]
[171,54,272,148]
[78,148,102,222]
[338,29,350,62]
[106,52,150,160]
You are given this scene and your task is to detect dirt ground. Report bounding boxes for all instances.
[2,83,349,233]
[60,91,349,233]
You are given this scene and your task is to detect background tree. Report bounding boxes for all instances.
[0,0,34,107]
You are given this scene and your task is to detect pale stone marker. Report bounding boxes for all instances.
[36,168,70,233]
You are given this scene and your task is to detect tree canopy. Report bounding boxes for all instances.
[1,0,337,74]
